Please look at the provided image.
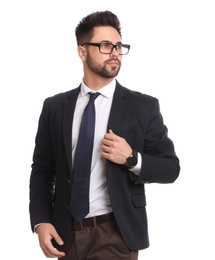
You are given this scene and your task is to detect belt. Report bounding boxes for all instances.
[72,213,115,230]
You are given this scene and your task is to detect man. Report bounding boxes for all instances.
[29,11,180,260]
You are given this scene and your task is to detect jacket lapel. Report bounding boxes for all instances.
[63,86,80,174]
[107,81,127,133]
[62,81,127,174]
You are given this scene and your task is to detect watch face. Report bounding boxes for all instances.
[127,156,137,167]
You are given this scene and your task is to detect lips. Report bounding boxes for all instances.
[108,62,119,66]
[106,59,120,66]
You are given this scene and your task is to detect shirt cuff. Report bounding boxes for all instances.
[130,152,142,176]
[34,223,45,233]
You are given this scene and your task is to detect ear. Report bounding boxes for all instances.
[77,46,87,62]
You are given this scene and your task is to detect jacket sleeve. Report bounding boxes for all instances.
[130,98,180,184]
[29,99,56,232]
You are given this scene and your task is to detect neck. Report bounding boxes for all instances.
[83,73,114,91]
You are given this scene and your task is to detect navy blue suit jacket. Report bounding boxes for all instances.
[29,81,180,251]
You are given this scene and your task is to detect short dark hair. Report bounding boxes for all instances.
[75,11,121,46]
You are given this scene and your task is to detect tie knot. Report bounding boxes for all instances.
[88,92,100,102]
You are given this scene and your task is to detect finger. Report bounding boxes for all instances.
[104,133,112,141]
[42,241,65,258]
[107,130,121,141]
[104,130,116,141]
[101,144,111,153]
[109,129,114,134]
[49,248,65,258]
[37,223,65,258]
[101,151,111,160]
[52,229,64,246]
[102,138,112,147]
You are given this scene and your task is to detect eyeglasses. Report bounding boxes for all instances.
[81,42,130,55]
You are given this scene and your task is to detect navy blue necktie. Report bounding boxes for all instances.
[70,92,100,222]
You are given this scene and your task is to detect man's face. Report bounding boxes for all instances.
[85,26,122,78]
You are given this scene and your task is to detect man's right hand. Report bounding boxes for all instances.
[36,223,66,258]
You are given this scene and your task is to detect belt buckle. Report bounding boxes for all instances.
[73,220,84,230]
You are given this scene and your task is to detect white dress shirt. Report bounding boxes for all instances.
[72,78,142,218]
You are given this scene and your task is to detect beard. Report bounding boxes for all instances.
[86,52,121,78]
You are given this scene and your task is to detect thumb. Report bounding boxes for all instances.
[109,129,114,134]
[51,227,64,246]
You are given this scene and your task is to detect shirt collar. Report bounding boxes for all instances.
[80,78,116,99]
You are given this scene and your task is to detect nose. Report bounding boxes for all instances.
[110,46,119,57]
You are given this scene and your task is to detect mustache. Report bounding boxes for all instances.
[105,58,121,64]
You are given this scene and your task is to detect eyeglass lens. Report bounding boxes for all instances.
[99,43,129,55]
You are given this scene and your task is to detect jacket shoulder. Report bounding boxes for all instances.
[42,86,80,111]
[116,81,158,106]
[45,86,80,103]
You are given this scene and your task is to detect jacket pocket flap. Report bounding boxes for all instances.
[132,194,146,208]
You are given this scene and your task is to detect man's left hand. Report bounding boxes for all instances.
[101,129,132,165]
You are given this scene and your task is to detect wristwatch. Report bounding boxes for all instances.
[124,149,138,169]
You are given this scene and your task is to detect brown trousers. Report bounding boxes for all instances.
[60,220,138,260]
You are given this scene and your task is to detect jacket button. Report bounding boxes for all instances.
[67,179,71,185]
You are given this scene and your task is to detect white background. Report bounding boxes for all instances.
[1,0,215,259]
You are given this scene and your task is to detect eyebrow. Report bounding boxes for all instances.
[100,40,122,44]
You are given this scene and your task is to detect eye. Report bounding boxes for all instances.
[116,43,122,50]
[100,43,111,49]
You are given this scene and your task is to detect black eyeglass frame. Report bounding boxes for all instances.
[81,42,131,55]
